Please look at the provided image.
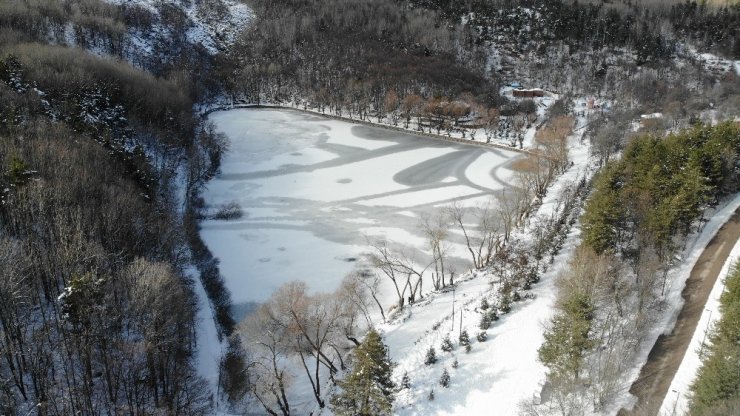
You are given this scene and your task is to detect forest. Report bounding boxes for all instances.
[534,122,740,414]
[0,0,738,414]
[0,1,229,413]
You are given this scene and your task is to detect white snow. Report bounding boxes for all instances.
[202,109,521,305]
[385,106,595,415]
[657,236,740,416]
[609,193,740,414]
[189,267,224,398]
[102,0,252,55]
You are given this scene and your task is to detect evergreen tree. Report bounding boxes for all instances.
[441,335,454,352]
[537,292,595,380]
[400,372,411,390]
[480,297,489,310]
[439,368,450,388]
[476,331,487,342]
[479,312,491,330]
[331,329,396,416]
[424,346,437,365]
[459,329,470,347]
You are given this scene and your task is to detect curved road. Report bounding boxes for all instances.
[619,207,740,416]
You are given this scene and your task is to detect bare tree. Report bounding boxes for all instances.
[447,200,501,269]
[239,306,292,416]
[270,282,342,408]
[366,240,429,309]
[419,210,451,290]
[495,189,522,246]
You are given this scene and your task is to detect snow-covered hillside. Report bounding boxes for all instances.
[104,0,251,56]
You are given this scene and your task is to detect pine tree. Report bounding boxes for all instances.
[480,297,490,310]
[441,335,454,352]
[459,329,470,347]
[331,329,396,416]
[400,372,411,390]
[424,346,437,365]
[476,331,487,342]
[439,368,450,388]
[479,312,491,330]
[537,292,595,380]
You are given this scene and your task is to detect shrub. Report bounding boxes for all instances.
[213,201,242,220]
[477,331,488,342]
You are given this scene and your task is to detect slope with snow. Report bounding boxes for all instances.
[658,234,740,415]
[384,104,595,415]
[103,0,252,55]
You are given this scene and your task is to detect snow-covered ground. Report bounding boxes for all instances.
[607,193,740,414]
[683,45,740,76]
[103,0,252,55]
[657,236,740,416]
[201,109,521,310]
[383,105,595,416]
[189,267,224,399]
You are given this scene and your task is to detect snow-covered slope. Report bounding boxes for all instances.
[658,224,740,415]
[381,105,596,415]
[104,0,251,55]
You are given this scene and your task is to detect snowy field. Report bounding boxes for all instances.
[201,109,521,310]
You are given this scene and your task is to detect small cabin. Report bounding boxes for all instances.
[513,88,545,98]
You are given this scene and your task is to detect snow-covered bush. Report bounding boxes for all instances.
[213,201,243,220]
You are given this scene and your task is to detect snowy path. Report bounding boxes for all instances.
[658,235,740,416]
[615,196,740,415]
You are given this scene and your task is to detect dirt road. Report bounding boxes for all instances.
[619,208,740,416]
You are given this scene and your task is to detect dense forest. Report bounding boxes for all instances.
[0,0,738,414]
[0,1,230,414]
[535,122,740,414]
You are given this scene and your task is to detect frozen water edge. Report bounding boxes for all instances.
[201,108,522,305]
[384,106,596,416]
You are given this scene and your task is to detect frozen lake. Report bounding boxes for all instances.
[200,108,520,310]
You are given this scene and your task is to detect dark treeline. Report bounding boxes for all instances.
[533,122,740,413]
[218,0,502,112]
[0,0,218,94]
[412,0,739,61]
[0,1,235,414]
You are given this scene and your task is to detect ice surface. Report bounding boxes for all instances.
[201,109,521,305]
